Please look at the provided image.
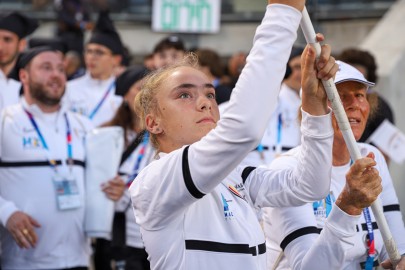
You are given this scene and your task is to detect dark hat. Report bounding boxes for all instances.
[153,35,185,54]
[284,46,304,79]
[0,12,38,39]
[29,37,68,54]
[289,46,305,61]
[115,66,149,97]
[8,46,58,81]
[88,10,123,55]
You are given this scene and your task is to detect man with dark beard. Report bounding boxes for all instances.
[0,46,93,269]
[0,12,38,112]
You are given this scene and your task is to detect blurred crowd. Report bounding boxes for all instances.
[0,1,403,270]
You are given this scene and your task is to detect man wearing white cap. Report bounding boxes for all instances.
[0,12,38,112]
[263,61,405,270]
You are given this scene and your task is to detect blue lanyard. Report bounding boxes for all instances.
[126,132,149,187]
[349,159,375,270]
[88,81,115,120]
[24,109,73,171]
[363,207,376,270]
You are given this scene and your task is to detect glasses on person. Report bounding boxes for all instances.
[84,48,112,57]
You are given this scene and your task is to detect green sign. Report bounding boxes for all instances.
[153,0,220,33]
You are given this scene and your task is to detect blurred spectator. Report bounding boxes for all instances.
[241,46,304,167]
[54,0,93,55]
[101,66,153,270]
[195,48,232,106]
[143,53,155,70]
[64,50,86,80]
[0,12,38,112]
[152,35,186,69]
[114,45,132,78]
[226,51,247,88]
[64,9,123,127]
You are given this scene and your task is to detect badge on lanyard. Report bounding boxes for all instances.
[24,109,81,211]
[53,173,81,210]
[360,238,379,270]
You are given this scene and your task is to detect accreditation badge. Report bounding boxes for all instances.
[53,173,81,210]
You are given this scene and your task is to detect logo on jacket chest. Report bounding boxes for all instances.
[22,136,42,149]
[313,192,335,226]
[221,193,234,220]
[70,103,88,117]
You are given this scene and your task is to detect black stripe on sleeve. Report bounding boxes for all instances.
[383,204,400,212]
[182,146,205,199]
[280,226,320,251]
[241,166,256,184]
[0,159,85,168]
[185,240,266,256]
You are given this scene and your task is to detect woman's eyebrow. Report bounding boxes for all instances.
[173,83,215,91]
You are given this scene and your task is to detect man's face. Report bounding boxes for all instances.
[331,81,370,142]
[22,51,66,106]
[0,29,21,68]
[153,48,185,69]
[84,43,120,79]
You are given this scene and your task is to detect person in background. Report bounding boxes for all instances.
[0,12,38,112]
[143,53,155,71]
[64,50,86,80]
[0,46,91,270]
[101,66,152,270]
[241,46,304,167]
[338,48,394,164]
[195,48,233,107]
[63,10,123,127]
[128,0,346,268]
[226,51,247,89]
[152,35,186,70]
[54,0,93,55]
[263,61,405,270]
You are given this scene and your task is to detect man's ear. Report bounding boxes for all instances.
[18,39,27,52]
[113,54,123,67]
[145,113,163,135]
[19,69,28,85]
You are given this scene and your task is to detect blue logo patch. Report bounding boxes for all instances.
[22,136,42,149]
[221,193,234,220]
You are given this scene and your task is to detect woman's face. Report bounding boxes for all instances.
[332,81,370,142]
[147,66,220,152]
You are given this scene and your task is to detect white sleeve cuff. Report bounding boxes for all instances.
[325,204,360,237]
[300,108,333,138]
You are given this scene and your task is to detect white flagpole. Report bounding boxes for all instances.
[300,7,401,267]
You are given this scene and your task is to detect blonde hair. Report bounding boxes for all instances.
[134,53,199,149]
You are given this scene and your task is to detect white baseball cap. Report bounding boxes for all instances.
[334,60,375,90]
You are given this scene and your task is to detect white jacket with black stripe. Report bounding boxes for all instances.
[129,4,334,270]
[263,143,405,270]
[0,98,92,269]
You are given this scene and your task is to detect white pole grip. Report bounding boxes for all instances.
[300,7,401,266]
